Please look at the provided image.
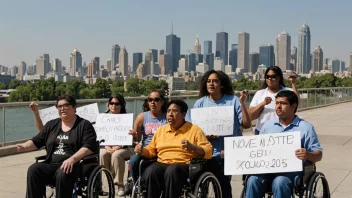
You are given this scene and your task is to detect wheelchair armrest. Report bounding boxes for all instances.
[190,158,206,165]
[35,155,47,163]
[80,154,99,164]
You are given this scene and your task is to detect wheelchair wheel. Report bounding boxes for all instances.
[240,187,246,198]
[87,165,115,198]
[307,172,330,198]
[131,178,146,198]
[193,172,222,198]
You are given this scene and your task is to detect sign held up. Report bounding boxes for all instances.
[94,113,133,146]
[224,131,302,175]
[191,106,234,136]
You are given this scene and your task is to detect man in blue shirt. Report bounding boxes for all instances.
[245,90,323,198]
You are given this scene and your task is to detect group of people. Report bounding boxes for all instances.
[17,65,323,198]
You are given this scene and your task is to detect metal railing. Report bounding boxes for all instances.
[1,87,352,146]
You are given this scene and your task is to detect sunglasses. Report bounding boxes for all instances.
[265,75,277,79]
[109,102,120,106]
[147,97,161,102]
[56,103,71,109]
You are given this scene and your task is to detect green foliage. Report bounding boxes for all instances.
[233,77,262,91]
[0,83,7,89]
[8,79,22,89]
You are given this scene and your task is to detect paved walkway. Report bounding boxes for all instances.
[1,102,352,197]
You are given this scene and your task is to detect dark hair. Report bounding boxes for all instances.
[56,95,76,107]
[260,66,286,89]
[167,100,188,113]
[142,89,168,112]
[106,94,127,114]
[275,90,299,113]
[198,70,234,98]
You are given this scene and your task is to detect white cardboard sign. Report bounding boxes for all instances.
[224,131,303,175]
[39,106,59,125]
[191,106,234,136]
[94,113,133,146]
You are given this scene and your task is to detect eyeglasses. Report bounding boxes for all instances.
[207,79,220,83]
[109,102,120,106]
[56,104,71,109]
[147,97,161,102]
[265,75,277,79]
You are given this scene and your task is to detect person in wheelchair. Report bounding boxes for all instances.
[134,100,213,198]
[245,90,323,198]
[17,95,98,198]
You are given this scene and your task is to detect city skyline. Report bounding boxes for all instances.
[1,0,351,68]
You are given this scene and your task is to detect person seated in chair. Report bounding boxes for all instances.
[134,100,213,198]
[17,95,98,198]
[245,90,323,198]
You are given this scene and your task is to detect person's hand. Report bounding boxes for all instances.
[289,72,297,85]
[220,150,224,157]
[295,148,308,161]
[239,90,249,103]
[105,146,114,153]
[29,102,39,115]
[17,144,27,152]
[128,129,137,136]
[111,146,122,151]
[206,135,219,140]
[181,140,195,152]
[134,143,143,155]
[61,157,75,174]
[262,97,272,106]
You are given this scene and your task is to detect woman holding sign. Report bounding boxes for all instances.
[189,70,252,198]
[128,89,168,184]
[99,94,135,196]
[248,66,299,135]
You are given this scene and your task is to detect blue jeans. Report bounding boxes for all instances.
[129,154,146,183]
[245,172,301,198]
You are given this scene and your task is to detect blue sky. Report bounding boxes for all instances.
[0,0,351,68]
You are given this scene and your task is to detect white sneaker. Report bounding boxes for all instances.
[117,187,125,196]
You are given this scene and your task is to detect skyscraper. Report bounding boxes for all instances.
[18,61,27,76]
[204,54,214,70]
[151,49,158,63]
[237,32,250,71]
[216,32,228,65]
[341,61,346,72]
[36,56,46,76]
[94,57,100,74]
[70,49,82,76]
[204,41,212,54]
[297,24,311,74]
[166,28,181,73]
[331,59,341,73]
[44,54,50,72]
[249,52,260,73]
[159,49,172,75]
[349,53,352,72]
[111,44,120,69]
[52,59,62,73]
[291,46,298,71]
[312,46,323,72]
[229,44,238,72]
[276,30,291,71]
[118,47,128,76]
[105,59,112,72]
[133,53,143,73]
[259,44,274,67]
[194,34,201,54]
[11,66,18,77]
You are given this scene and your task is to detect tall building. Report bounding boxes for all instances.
[297,24,311,74]
[36,56,46,76]
[52,59,62,73]
[291,46,298,71]
[94,57,100,74]
[133,53,143,73]
[88,60,94,77]
[178,58,187,75]
[159,49,172,75]
[312,46,323,72]
[194,34,201,54]
[259,44,274,67]
[229,44,238,72]
[18,61,27,76]
[331,59,341,73]
[111,44,120,69]
[43,54,50,72]
[214,57,225,71]
[70,49,82,76]
[118,47,128,76]
[216,32,229,65]
[237,32,250,72]
[341,61,346,71]
[204,54,214,70]
[276,30,291,71]
[324,58,330,70]
[105,59,112,72]
[349,53,352,72]
[250,52,260,73]
[166,29,181,73]
[11,66,18,77]
[151,49,158,63]
[204,41,212,54]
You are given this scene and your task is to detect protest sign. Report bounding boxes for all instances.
[224,131,302,175]
[94,113,133,146]
[191,106,234,136]
[39,106,59,125]
[76,103,99,123]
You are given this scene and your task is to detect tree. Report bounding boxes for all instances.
[93,78,111,98]
[0,83,7,89]
[8,79,22,89]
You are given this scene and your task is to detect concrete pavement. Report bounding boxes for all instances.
[1,102,352,197]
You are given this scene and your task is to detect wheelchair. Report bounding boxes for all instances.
[124,158,222,198]
[35,140,115,198]
[240,161,330,198]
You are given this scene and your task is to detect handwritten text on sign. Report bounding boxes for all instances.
[224,132,302,175]
[191,106,234,136]
[95,113,133,146]
[39,103,99,125]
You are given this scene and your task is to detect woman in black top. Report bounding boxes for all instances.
[17,95,97,198]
